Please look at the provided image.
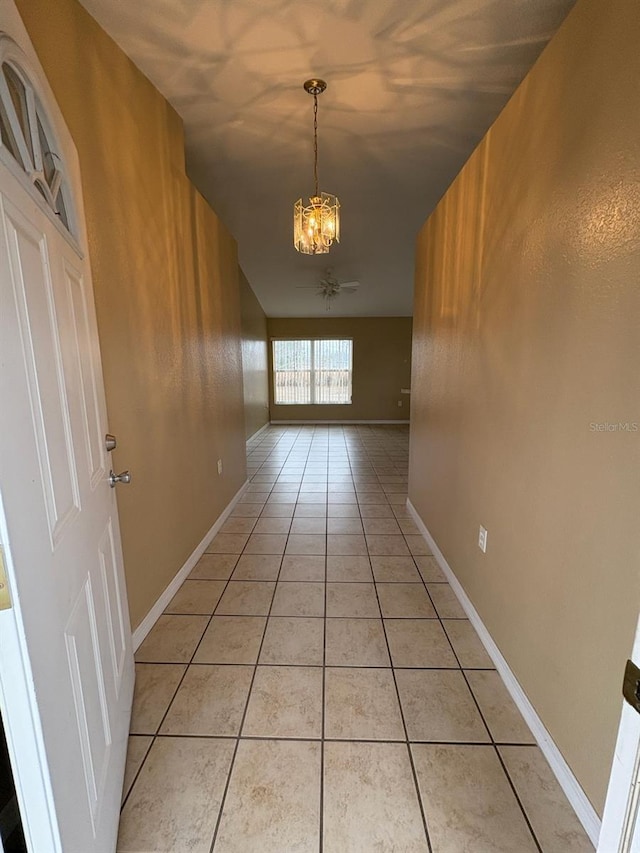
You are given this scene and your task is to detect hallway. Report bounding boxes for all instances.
[118,425,593,852]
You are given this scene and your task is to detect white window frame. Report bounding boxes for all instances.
[271,338,353,406]
[0,46,75,242]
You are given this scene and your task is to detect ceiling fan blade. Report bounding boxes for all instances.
[296,279,360,294]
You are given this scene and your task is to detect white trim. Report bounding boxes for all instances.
[599,700,640,852]
[406,498,601,848]
[246,422,270,444]
[269,419,410,425]
[0,493,62,853]
[599,617,640,852]
[132,480,249,650]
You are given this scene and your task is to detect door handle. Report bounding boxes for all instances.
[109,470,131,488]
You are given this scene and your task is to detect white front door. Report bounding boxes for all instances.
[599,620,640,852]
[0,13,134,853]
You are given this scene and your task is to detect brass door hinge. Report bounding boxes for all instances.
[0,546,12,610]
[623,659,640,714]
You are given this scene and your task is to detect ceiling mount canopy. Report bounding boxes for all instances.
[303,78,326,96]
[293,78,340,255]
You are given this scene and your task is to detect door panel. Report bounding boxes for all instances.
[64,575,112,830]
[98,520,128,692]
[3,198,80,542]
[62,256,107,487]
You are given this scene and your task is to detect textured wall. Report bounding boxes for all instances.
[410,0,640,813]
[239,269,269,439]
[267,317,412,422]
[17,0,247,630]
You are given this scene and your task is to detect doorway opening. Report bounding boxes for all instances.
[0,711,26,853]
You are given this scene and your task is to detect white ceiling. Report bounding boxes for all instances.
[79,0,575,317]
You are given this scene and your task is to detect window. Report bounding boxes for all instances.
[0,60,73,233]
[272,339,353,405]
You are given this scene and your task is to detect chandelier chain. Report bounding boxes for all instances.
[313,93,319,197]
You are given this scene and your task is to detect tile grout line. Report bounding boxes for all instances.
[209,430,320,853]
[121,546,248,812]
[207,426,305,852]
[126,731,543,746]
[160,437,304,698]
[126,427,515,852]
[369,493,434,852]
[175,660,496,670]
[365,430,435,851]
[318,426,327,853]
[118,735,153,813]
[492,746,544,852]
[411,534,544,853]
[209,422,316,853]
[338,440,432,851]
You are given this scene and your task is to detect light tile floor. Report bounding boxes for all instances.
[118,425,594,853]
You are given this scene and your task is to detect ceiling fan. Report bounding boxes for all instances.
[297,268,360,309]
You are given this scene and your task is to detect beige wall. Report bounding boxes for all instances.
[239,269,269,439]
[268,317,412,422]
[410,0,640,814]
[17,0,247,631]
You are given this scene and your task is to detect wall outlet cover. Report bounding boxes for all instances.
[478,525,488,553]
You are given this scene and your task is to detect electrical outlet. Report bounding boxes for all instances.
[397,400,403,407]
[217,459,223,475]
[478,525,488,553]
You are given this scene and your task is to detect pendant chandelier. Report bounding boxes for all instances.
[293,79,340,255]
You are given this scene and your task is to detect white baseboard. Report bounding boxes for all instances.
[131,480,250,650]
[269,419,410,425]
[246,422,270,444]
[406,498,601,848]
